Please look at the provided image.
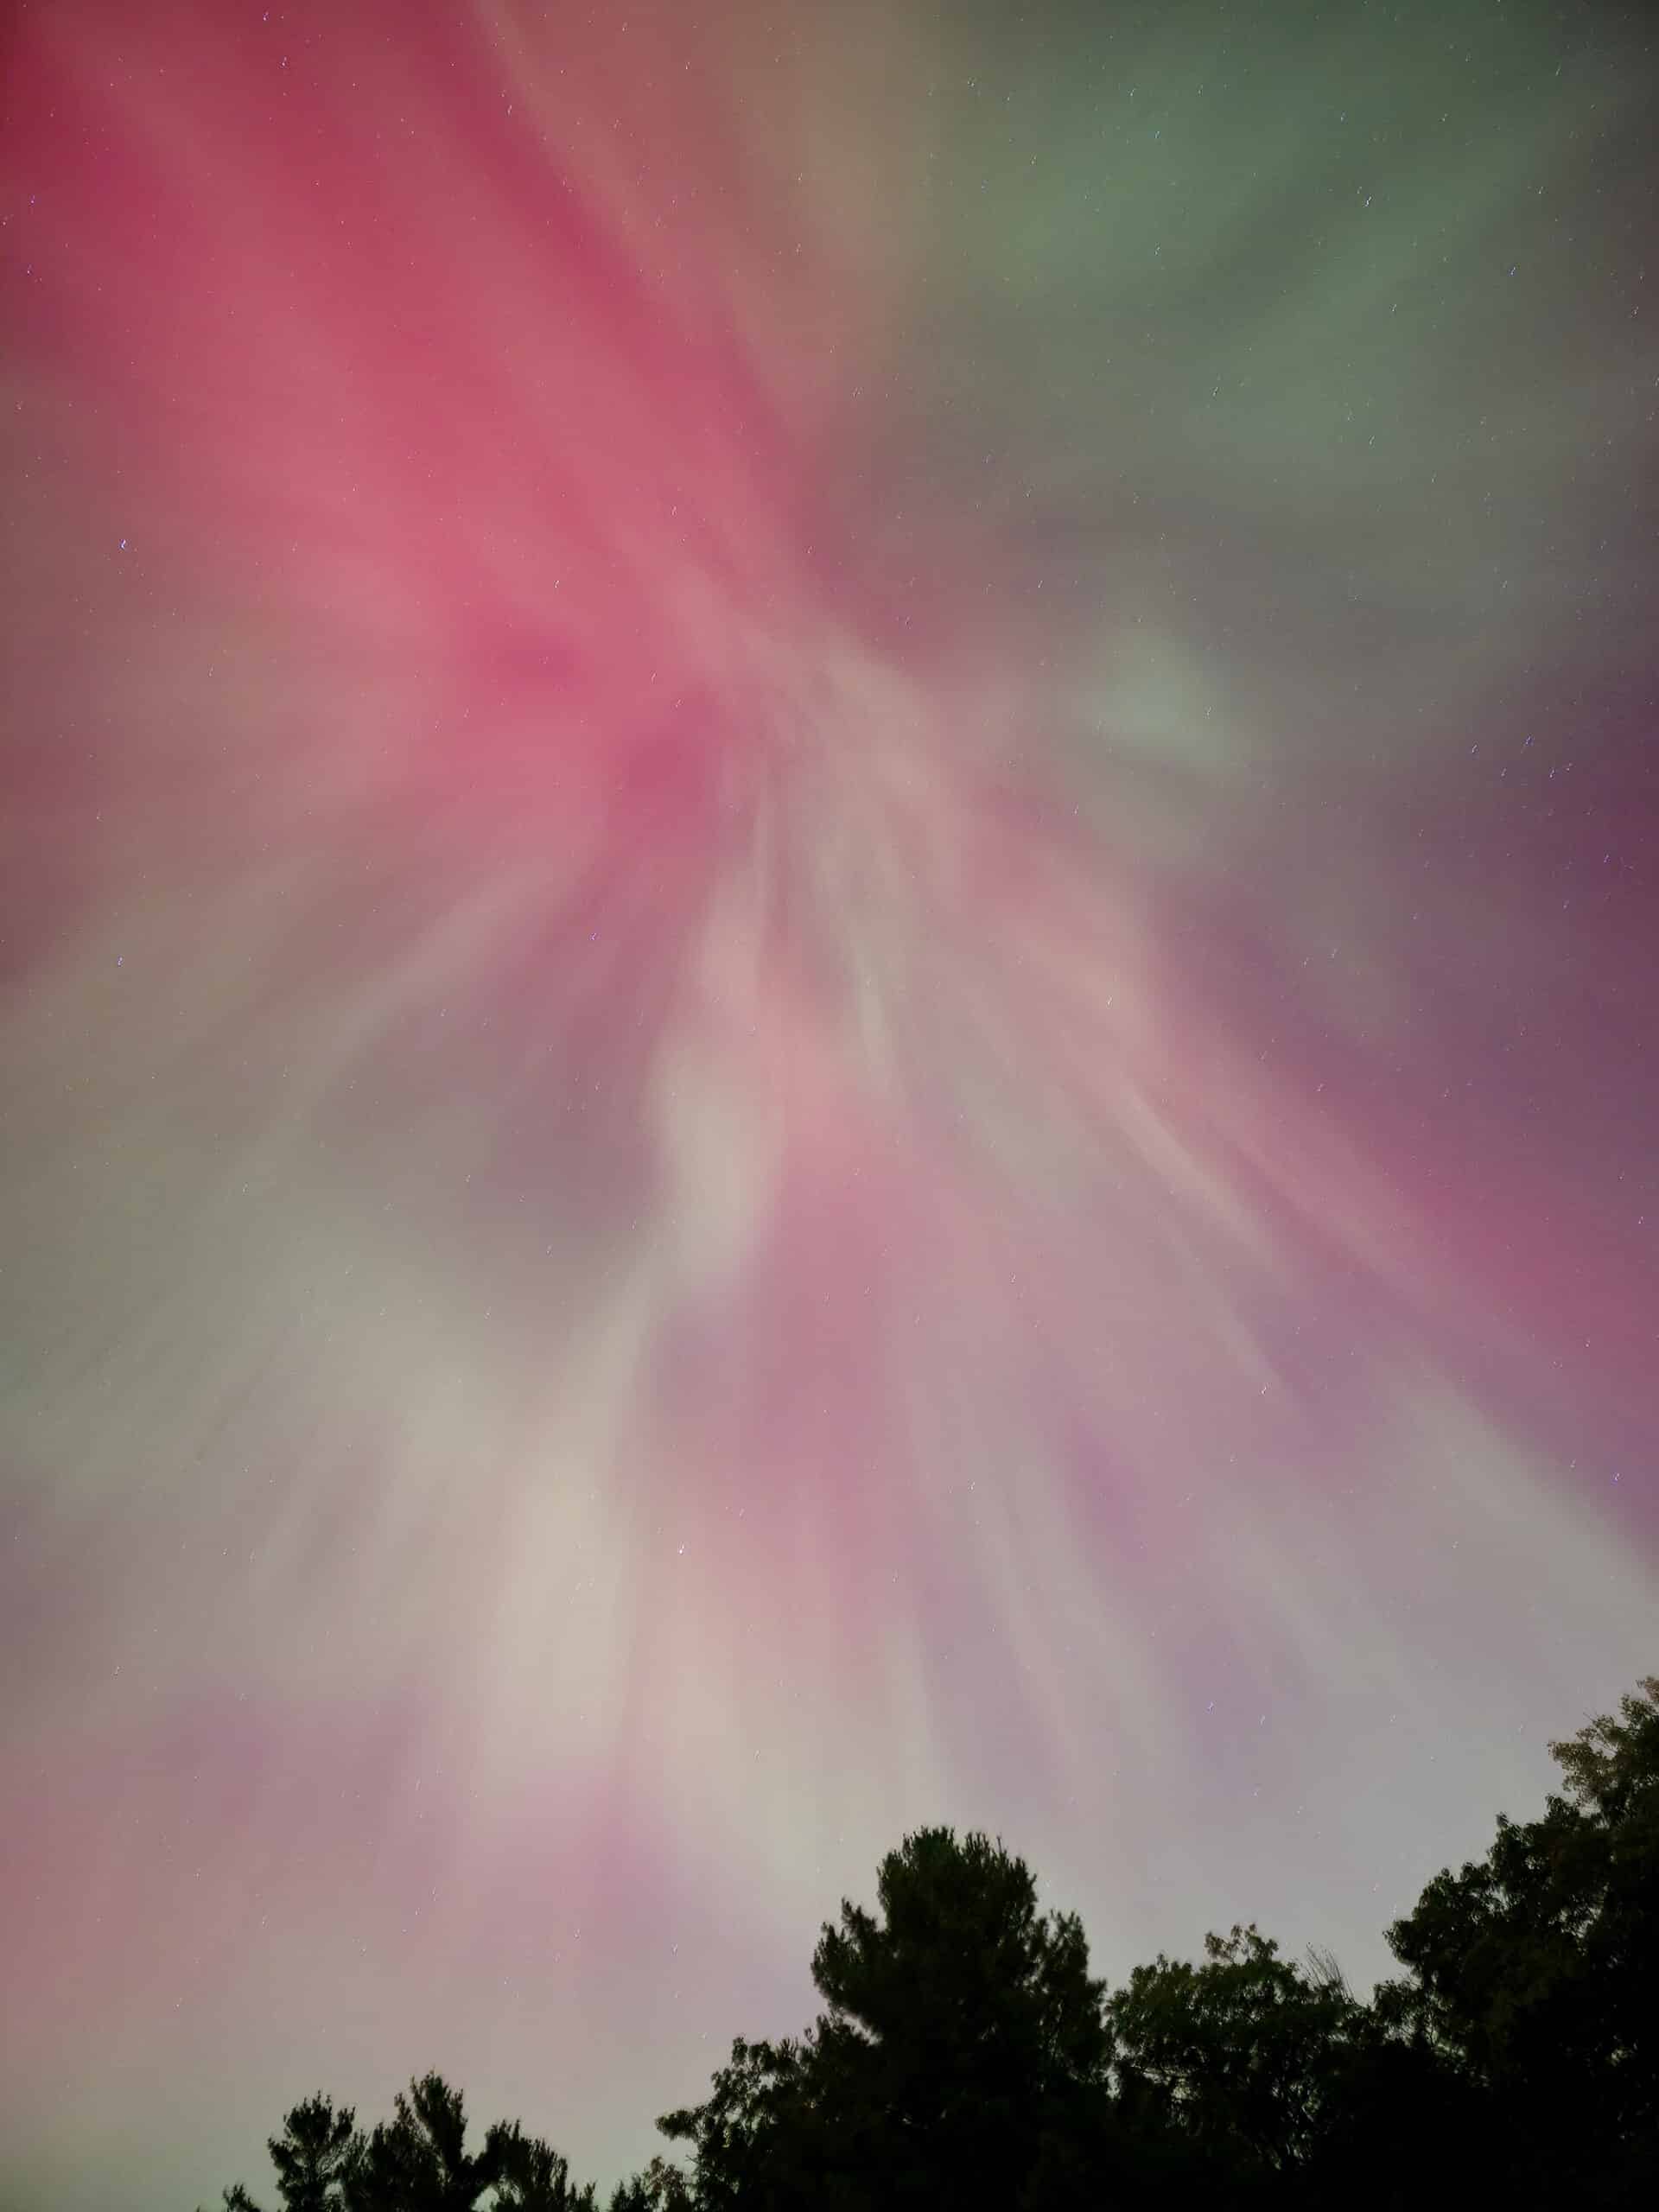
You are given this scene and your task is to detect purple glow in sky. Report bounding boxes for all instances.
[1,3,1656,2206]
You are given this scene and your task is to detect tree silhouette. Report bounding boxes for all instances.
[605,2157,695,2212]
[1382,1675,1659,2202]
[199,1677,1659,2212]
[1105,1923,1356,2179]
[657,2032,824,2210]
[660,1826,1119,2209]
[1103,1923,1491,2206]
[207,2080,598,2212]
[486,2118,599,2210]
[349,2074,500,2211]
[208,2094,363,2212]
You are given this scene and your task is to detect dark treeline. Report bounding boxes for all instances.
[206,1676,1657,2211]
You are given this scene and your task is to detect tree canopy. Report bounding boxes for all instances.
[205,1675,1659,2212]
[658,1827,1119,2211]
[1379,1675,1659,2204]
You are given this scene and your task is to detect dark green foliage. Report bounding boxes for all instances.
[1106,1927,1489,2208]
[204,1676,1658,2212]
[1106,1924,1356,2177]
[811,1826,1114,2208]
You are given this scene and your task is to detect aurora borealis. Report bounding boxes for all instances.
[2,0,1656,2203]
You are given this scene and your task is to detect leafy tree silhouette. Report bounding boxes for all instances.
[211,2093,363,2212]
[657,2032,820,2210]
[1103,1923,1485,2207]
[1105,1923,1355,2178]
[351,2073,498,2210]
[605,2153,696,2211]
[207,2075,589,2212]
[200,1677,1659,2212]
[1381,1675,1659,2203]
[659,1826,1126,2210]
[486,2118,599,2210]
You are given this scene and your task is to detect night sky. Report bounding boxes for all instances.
[2,3,1656,2207]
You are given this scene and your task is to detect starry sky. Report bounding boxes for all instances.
[1,2,1656,2205]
